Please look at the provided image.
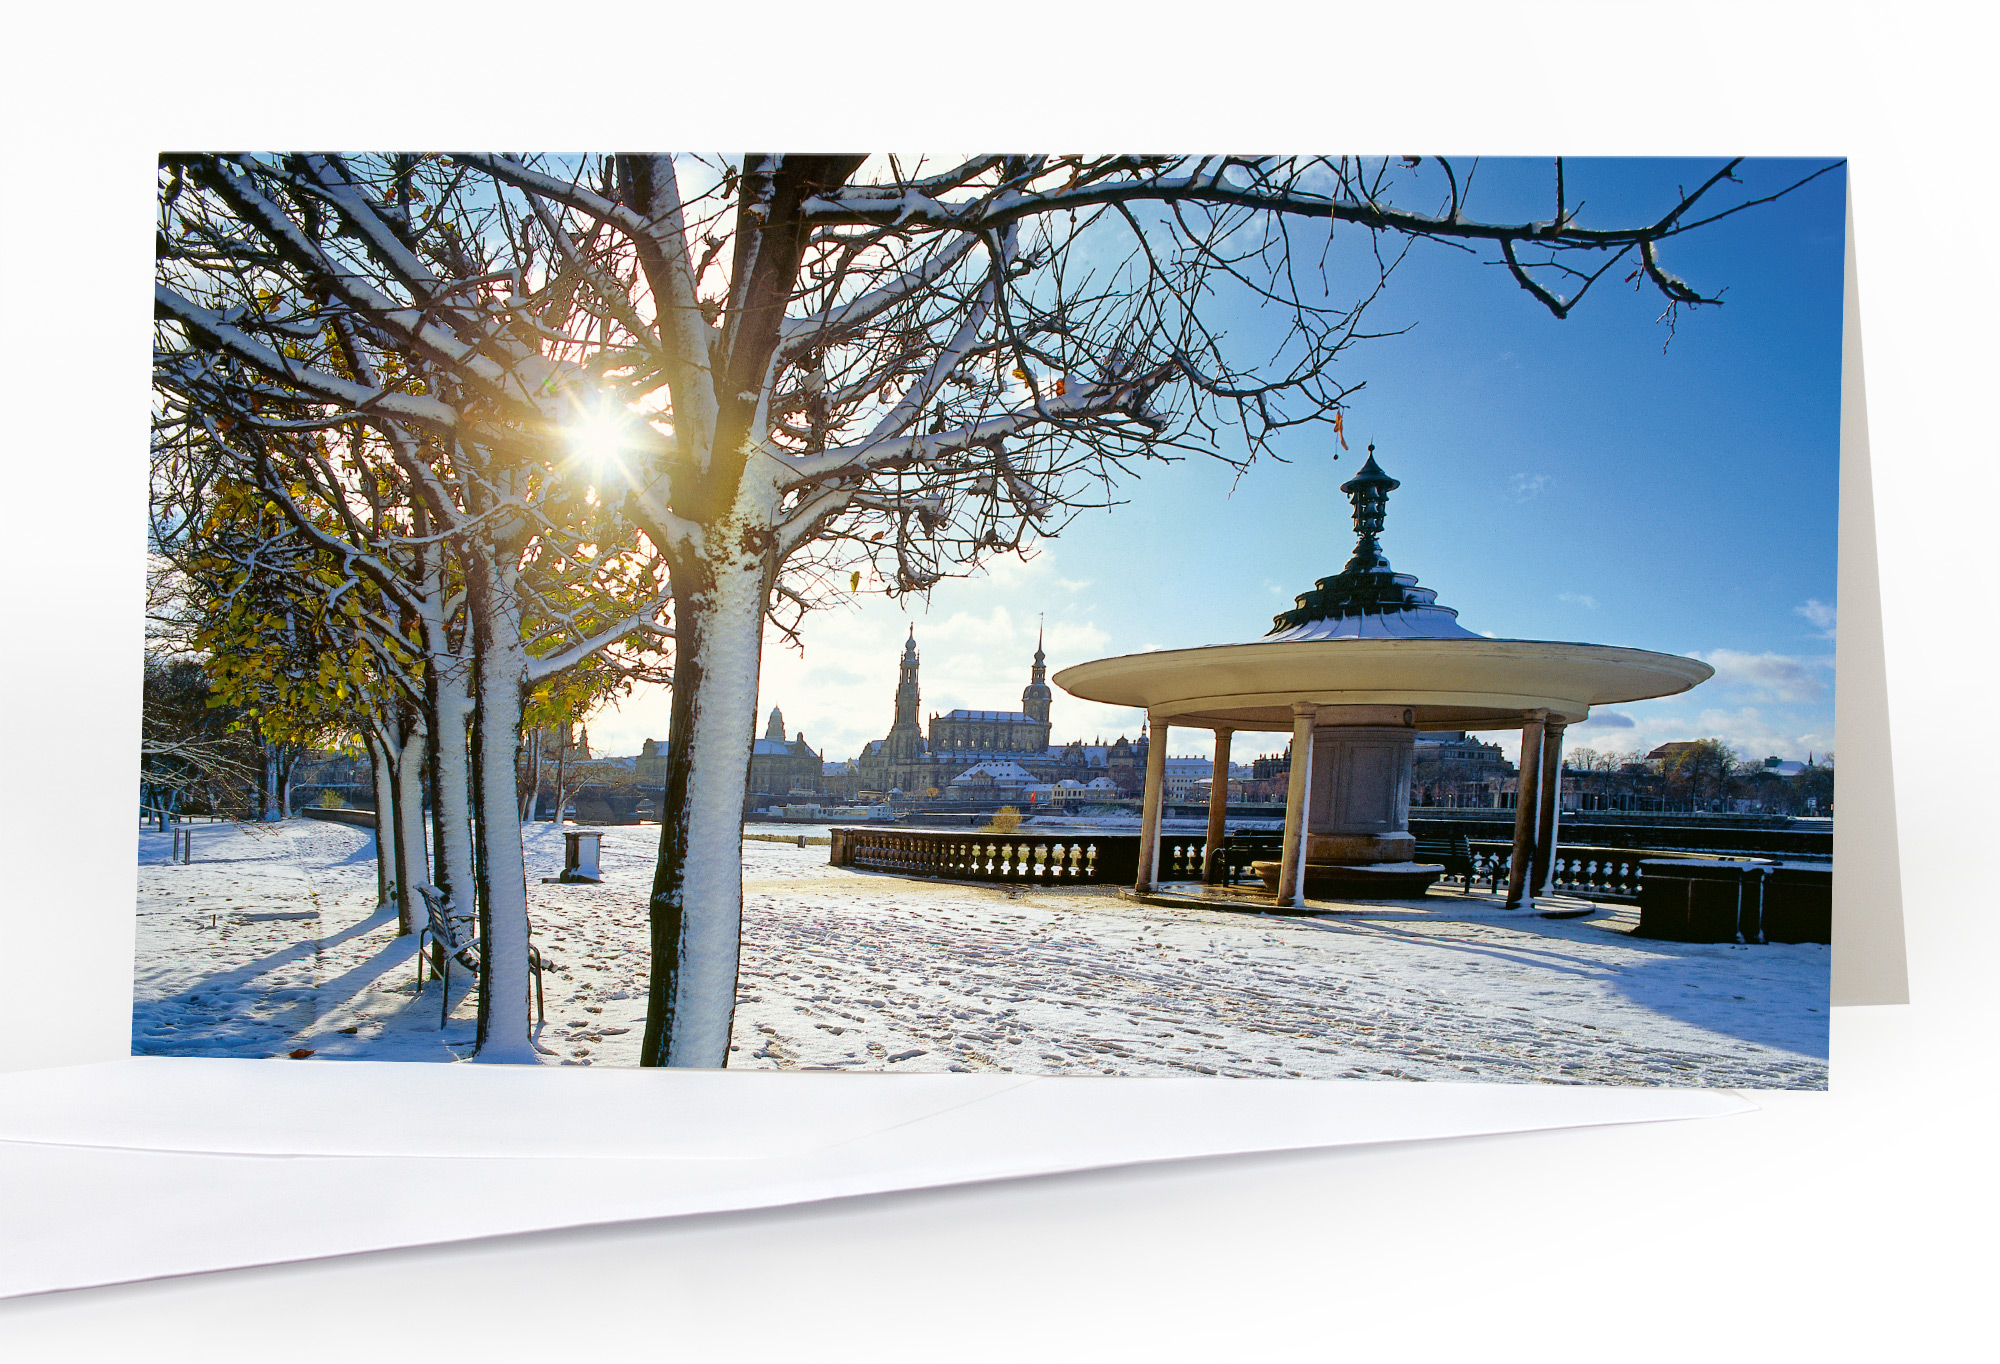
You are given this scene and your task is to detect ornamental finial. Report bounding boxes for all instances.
[1267,443,1460,634]
[1338,444,1400,575]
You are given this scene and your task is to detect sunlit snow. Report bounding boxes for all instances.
[131,819,1828,1088]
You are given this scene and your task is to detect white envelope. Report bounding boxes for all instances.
[0,1057,1754,1298]
[0,190,1900,1303]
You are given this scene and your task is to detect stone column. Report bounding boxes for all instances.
[1532,718,1568,896]
[1134,716,1170,894]
[1275,703,1318,909]
[1504,711,1547,909]
[1204,728,1233,883]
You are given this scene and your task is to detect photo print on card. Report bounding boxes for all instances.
[142,154,1840,1086]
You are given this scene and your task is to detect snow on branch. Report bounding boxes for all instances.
[155,287,458,430]
[779,230,983,361]
[524,605,675,683]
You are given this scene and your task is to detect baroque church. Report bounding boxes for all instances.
[854,627,1148,798]
[633,707,822,803]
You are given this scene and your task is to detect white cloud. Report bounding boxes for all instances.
[1509,472,1549,502]
[1687,707,1834,764]
[1558,591,1598,610]
[961,547,1060,591]
[1550,691,1834,766]
[1795,598,1837,640]
[1691,649,1832,705]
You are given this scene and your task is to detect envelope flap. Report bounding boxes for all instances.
[0,1058,1753,1173]
[0,1058,1036,1160]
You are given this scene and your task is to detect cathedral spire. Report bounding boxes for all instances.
[886,626,924,761]
[1022,614,1052,724]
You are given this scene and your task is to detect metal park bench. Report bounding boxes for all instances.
[413,885,547,1030]
[1412,831,1477,892]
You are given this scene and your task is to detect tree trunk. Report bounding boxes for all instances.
[368,733,398,912]
[261,742,282,822]
[427,674,477,918]
[466,546,538,1064]
[520,728,541,822]
[414,529,478,919]
[554,729,567,825]
[641,530,772,1068]
[394,723,431,933]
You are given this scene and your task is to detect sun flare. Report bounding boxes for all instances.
[564,406,636,471]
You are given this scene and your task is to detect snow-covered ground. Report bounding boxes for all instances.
[132,819,1829,1087]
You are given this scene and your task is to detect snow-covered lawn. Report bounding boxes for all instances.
[132,819,1829,1088]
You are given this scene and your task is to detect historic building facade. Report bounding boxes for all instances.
[633,707,822,807]
[746,707,823,800]
[1409,731,1512,808]
[854,628,1145,799]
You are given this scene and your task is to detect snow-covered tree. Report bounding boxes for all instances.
[154,161,676,1059]
[153,153,1834,1068]
[176,487,435,926]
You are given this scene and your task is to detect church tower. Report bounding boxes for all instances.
[883,627,926,764]
[1021,620,1052,724]
[764,707,786,742]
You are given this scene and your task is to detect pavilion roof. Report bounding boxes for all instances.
[1055,446,1710,731]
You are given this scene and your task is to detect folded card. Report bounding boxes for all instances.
[0,151,1901,1300]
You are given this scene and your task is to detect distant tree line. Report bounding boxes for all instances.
[1569,741,1833,816]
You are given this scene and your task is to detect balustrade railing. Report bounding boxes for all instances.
[1159,834,1209,882]
[1550,848,1654,901]
[1464,841,1708,902]
[829,827,1717,902]
[830,828,1140,884]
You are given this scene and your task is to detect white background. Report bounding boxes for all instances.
[1,3,1992,1357]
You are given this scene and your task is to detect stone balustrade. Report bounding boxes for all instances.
[1464,842,1717,903]
[825,827,1827,942]
[829,827,1139,885]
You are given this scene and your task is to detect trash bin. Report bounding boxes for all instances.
[561,829,604,883]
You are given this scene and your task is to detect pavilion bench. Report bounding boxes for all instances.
[1412,831,1477,891]
[414,885,547,1030]
[1220,832,1287,885]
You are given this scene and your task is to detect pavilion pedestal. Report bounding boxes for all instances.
[1264,720,1443,900]
[1251,858,1446,898]
[1302,830,1415,863]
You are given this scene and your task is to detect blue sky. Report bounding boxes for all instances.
[587,157,1846,768]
